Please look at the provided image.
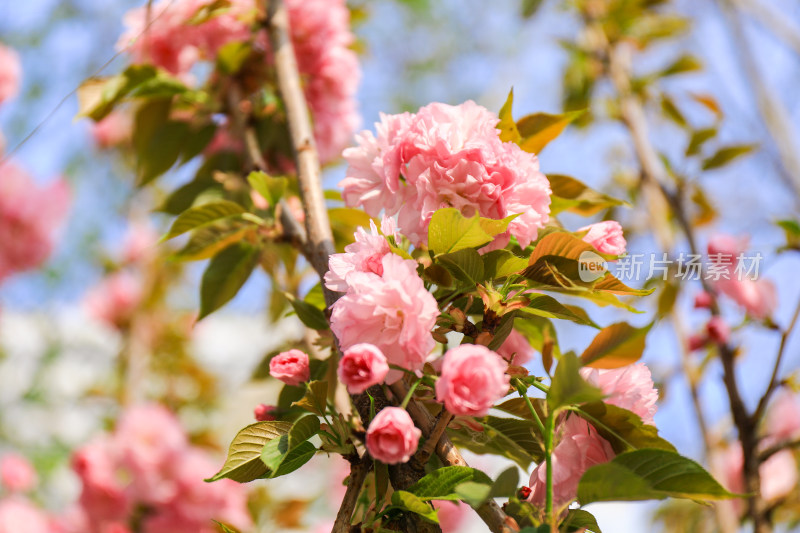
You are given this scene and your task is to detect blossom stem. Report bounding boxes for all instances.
[544,411,556,530]
[400,379,421,410]
[513,379,545,436]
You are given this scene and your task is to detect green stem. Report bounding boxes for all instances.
[544,410,556,530]
[530,379,549,394]
[400,379,421,410]
[513,378,546,436]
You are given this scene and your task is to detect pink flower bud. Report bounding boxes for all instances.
[269,349,310,386]
[365,407,421,464]
[694,291,713,309]
[688,334,708,352]
[435,344,509,417]
[706,316,730,345]
[578,221,627,256]
[254,404,277,422]
[0,454,36,493]
[338,343,389,394]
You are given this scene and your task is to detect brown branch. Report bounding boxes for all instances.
[333,453,373,533]
[414,411,454,467]
[759,437,800,463]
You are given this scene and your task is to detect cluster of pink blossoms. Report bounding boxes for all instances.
[341,101,552,247]
[118,0,359,163]
[528,362,659,509]
[66,404,251,533]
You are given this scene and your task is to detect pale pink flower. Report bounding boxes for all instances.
[579,221,626,256]
[0,163,70,282]
[707,234,747,268]
[496,329,535,366]
[338,343,390,394]
[714,443,798,513]
[0,454,36,493]
[269,349,310,386]
[325,221,391,292]
[84,271,143,329]
[91,111,132,149]
[366,407,421,464]
[342,101,551,247]
[0,497,56,533]
[330,254,438,382]
[436,344,509,417]
[113,405,187,506]
[0,44,21,106]
[715,278,777,319]
[143,449,252,533]
[528,415,615,509]
[253,404,277,422]
[766,392,800,442]
[580,362,658,426]
[706,316,730,344]
[433,500,469,533]
[71,438,131,526]
[121,223,159,265]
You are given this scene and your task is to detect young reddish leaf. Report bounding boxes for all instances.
[580,322,652,369]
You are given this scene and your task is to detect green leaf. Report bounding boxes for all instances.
[685,128,717,157]
[206,421,291,482]
[303,282,327,311]
[291,380,328,416]
[447,416,542,469]
[483,250,528,279]
[577,449,736,504]
[76,65,159,121]
[455,481,492,507]
[391,491,439,522]
[164,200,245,240]
[659,55,702,77]
[428,208,503,255]
[498,89,521,144]
[247,171,287,206]
[490,466,520,498]
[173,221,255,261]
[438,248,485,285]
[408,466,492,500]
[578,403,676,454]
[660,94,686,127]
[520,294,597,326]
[547,174,628,216]
[701,144,757,171]
[580,322,652,369]
[212,520,241,533]
[561,509,602,533]
[487,312,517,351]
[516,110,584,154]
[199,244,260,319]
[261,434,317,478]
[288,415,320,448]
[547,352,604,411]
[285,293,329,330]
[495,396,547,420]
[521,0,545,17]
[217,41,252,74]
[133,99,190,185]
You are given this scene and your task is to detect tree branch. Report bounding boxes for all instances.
[759,437,800,463]
[333,453,372,533]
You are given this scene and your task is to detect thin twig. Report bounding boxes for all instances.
[414,411,453,466]
[333,453,372,532]
[753,297,800,423]
[759,437,800,463]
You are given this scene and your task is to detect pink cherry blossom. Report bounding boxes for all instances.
[330,254,438,382]
[366,407,421,464]
[121,223,159,265]
[433,500,469,533]
[254,404,277,422]
[579,221,626,256]
[71,438,131,526]
[91,111,132,149]
[496,329,535,366]
[338,343,390,394]
[0,454,36,493]
[84,271,143,329]
[341,101,551,247]
[766,392,800,442]
[436,344,510,417]
[694,291,712,309]
[269,349,310,386]
[715,277,777,319]
[0,497,56,533]
[0,162,70,282]
[580,362,659,426]
[325,221,391,292]
[528,415,615,509]
[0,44,21,106]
